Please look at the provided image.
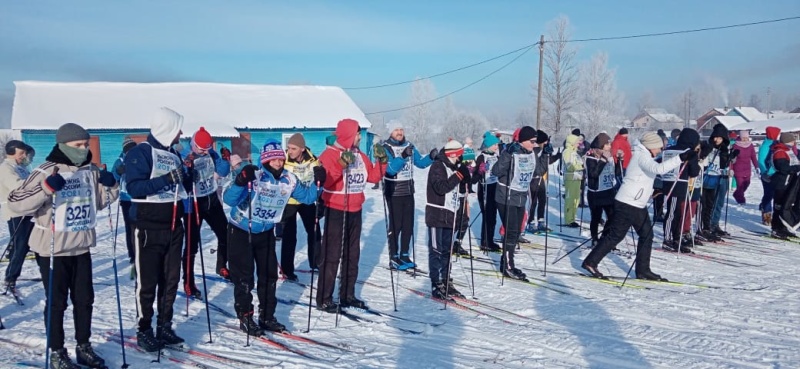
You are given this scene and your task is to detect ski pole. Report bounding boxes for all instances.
[245,180,253,347]
[724,176,731,232]
[380,179,398,312]
[543,152,550,277]
[304,181,322,333]
[192,185,213,343]
[550,237,592,265]
[619,240,638,288]
[442,191,462,310]
[184,201,192,317]
[45,167,59,369]
[335,165,350,328]
[500,154,514,286]
[106,165,130,369]
[558,166,563,233]
[466,196,476,299]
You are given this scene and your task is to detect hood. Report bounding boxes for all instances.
[676,128,700,149]
[590,133,611,149]
[335,119,360,148]
[699,141,713,160]
[151,107,184,148]
[710,123,729,147]
[766,126,781,141]
[565,134,580,147]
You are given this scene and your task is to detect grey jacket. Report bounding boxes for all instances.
[493,142,536,208]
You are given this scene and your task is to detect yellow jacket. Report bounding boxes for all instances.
[284,148,320,205]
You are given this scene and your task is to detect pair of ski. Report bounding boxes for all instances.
[542,269,766,291]
[2,284,23,306]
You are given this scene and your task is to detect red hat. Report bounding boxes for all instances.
[335,119,360,148]
[192,127,213,150]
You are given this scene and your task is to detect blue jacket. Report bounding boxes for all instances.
[180,147,231,213]
[758,138,775,175]
[223,166,318,233]
[112,153,131,201]
[381,138,433,197]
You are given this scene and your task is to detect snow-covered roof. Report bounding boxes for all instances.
[768,112,800,120]
[729,118,800,135]
[649,113,683,123]
[644,108,669,115]
[728,107,767,122]
[10,81,371,137]
[710,115,747,129]
[714,108,731,114]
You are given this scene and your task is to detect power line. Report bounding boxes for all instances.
[365,45,534,115]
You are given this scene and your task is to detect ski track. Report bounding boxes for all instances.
[1,170,798,368]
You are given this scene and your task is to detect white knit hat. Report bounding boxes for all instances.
[640,132,664,150]
[151,107,184,147]
[385,120,404,134]
[444,139,464,158]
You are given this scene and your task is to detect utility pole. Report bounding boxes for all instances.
[536,35,545,130]
[767,87,772,117]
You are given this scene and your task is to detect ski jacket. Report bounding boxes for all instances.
[615,141,683,209]
[124,134,190,229]
[532,146,560,178]
[319,144,384,212]
[660,128,701,199]
[493,142,536,208]
[758,126,781,175]
[474,150,499,186]
[425,152,466,229]
[731,140,758,177]
[769,142,800,190]
[0,158,31,220]
[562,134,584,181]
[381,138,433,197]
[180,147,230,212]
[611,134,632,169]
[284,147,321,205]
[224,166,317,234]
[706,124,731,176]
[585,151,617,207]
[8,146,119,257]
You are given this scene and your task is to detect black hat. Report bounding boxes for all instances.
[518,126,536,142]
[4,140,26,156]
[536,130,549,144]
[571,128,581,136]
[619,127,629,135]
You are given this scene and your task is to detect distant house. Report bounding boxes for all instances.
[631,108,684,130]
[705,115,747,132]
[696,108,731,134]
[10,81,374,167]
[790,107,800,114]
[726,106,768,122]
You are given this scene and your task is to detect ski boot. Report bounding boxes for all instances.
[136,329,163,352]
[50,347,80,369]
[75,343,106,369]
[452,241,470,256]
[156,323,185,346]
[661,239,678,252]
[258,310,286,332]
[341,297,368,310]
[389,256,409,271]
[431,283,452,300]
[399,254,416,269]
[502,267,528,281]
[536,220,551,233]
[446,282,465,298]
[636,270,668,282]
[581,262,605,279]
[238,311,264,336]
[317,299,339,314]
[525,222,538,234]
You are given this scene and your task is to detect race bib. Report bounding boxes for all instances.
[598,160,615,191]
[388,144,413,181]
[289,162,315,184]
[344,154,368,194]
[192,155,217,197]
[54,170,96,232]
[426,166,459,214]
[141,146,188,203]
[661,150,681,182]
[484,154,498,184]
[509,152,535,192]
[248,174,294,224]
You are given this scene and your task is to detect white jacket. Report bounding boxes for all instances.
[0,159,30,221]
[615,141,683,209]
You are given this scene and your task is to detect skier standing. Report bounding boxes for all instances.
[699,124,732,241]
[584,132,617,247]
[660,128,701,252]
[582,132,691,281]
[474,131,502,252]
[111,137,138,267]
[730,130,759,205]
[1,140,33,292]
[526,130,561,234]
[8,123,119,368]
[562,133,583,227]
[769,132,800,239]
[758,126,781,225]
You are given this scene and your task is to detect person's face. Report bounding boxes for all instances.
[649,146,662,157]
[390,129,404,142]
[268,158,284,170]
[488,143,499,152]
[193,144,210,156]
[286,144,303,161]
[12,148,27,165]
[713,137,723,145]
[521,139,535,151]
[66,139,90,149]
[353,133,362,148]
[602,143,611,151]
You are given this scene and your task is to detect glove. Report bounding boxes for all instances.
[235,164,258,186]
[43,171,66,193]
[160,167,184,185]
[340,150,356,167]
[115,164,125,175]
[730,150,740,160]
[543,143,554,155]
[429,148,438,160]
[616,150,624,159]
[755,168,761,176]
[373,144,388,164]
[401,145,414,159]
[679,149,697,162]
[313,166,326,184]
[477,162,487,175]
[457,164,471,183]
[220,147,231,161]
[99,167,117,187]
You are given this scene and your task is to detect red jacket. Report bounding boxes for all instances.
[611,134,632,169]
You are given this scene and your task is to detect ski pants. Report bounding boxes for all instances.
[711,177,729,228]
[760,178,775,213]
[182,194,228,289]
[664,185,689,242]
[478,182,498,246]
[528,177,548,223]
[135,224,184,332]
[4,215,33,283]
[683,201,698,234]
[228,224,278,319]
[281,202,322,275]
[588,203,613,242]
[584,200,655,274]
[385,195,415,258]
[733,175,751,204]
[701,187,717,231]
[37,253,94,350]
[772,187,790,232]
[317,208,362,306]
[653,190,664,218]
[497,203,524,271]
[120,200,135,262]
[564,178,581,224]
[427,227,454,286]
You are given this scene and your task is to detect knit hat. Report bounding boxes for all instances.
[640,132,663,150]
[260,139,285,164]
[325,135,337,146]
[482,131,500,148]
[229,154,243,168]
[287,133,306,149]
[122,136,136,152]
[590,133,611,149]
[765,126,781,141]
[517,126,536,142]
[386,120,403,134]
[536,130,550,144]
[657,129,665,138]
[739,130,750,140]
[56,123,90,144]
[192,127,213,150]
[780,132,795,144]
[671,129,681,139]
[463,146,476,161]
[619,127,629,135]
[444,139,464,158]
[335,119,360,148]
[151,107,184,147]
[5,140,26,155]
[571,128,581,136]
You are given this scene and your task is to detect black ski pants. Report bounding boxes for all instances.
[228,225,278,318]
[477,182,498,246]
[5,215,33,283]
[120,200,136,262]
[281,203,322,275]
[528,177,548,223]
[135,224,184,332]
[664,192,689,242]
[584,200,656,274]
[182,194,228,289]
[701,187,717,231]
[385,195,414,258]
[427,227,454,286]
[37,253,94,350]
[589,203,613,241]
[317,208,362,306]
[497,203,524,271]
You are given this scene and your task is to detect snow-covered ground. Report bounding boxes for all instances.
[1,165,798,369]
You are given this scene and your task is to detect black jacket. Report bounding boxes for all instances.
[425,152,467,229]
[533,147,560,177]
[493,142,535,208]
[662,128,701,199]
[585,153,616,206]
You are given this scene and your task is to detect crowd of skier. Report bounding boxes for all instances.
[0,104,793,367]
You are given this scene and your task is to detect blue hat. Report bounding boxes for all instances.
[260,139,285,164]
[482,131,500,149]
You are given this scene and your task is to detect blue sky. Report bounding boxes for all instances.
[1,0,798,127]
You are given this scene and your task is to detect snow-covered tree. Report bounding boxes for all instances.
[575,52,626,138]
[541,15,579,138]
[402,78,440,151]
